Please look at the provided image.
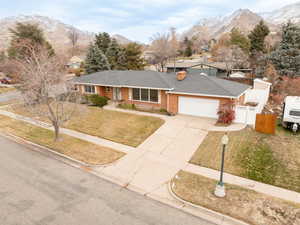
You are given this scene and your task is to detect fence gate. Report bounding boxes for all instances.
[255,114,277,134]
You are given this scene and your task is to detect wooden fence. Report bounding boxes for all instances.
[255,114,277,134]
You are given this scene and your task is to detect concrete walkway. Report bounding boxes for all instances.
[1,105,300,223]
[96,114,215,196]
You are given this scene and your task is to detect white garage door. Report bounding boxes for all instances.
[178,96,219,118]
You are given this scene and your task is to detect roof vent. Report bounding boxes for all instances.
[177,71,187,81]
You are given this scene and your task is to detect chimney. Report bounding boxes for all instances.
[177,71,187,81]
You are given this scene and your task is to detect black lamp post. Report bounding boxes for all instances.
[214,132,229,197]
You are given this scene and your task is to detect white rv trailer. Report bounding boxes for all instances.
[282,96,300,133]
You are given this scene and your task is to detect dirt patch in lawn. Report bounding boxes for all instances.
[190,127,300,192]
[172,171,300,225]
[0,115,125,165]
[7,103,165,147]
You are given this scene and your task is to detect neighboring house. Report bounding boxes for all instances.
[74,70,250,119]
[67,56,84,69]
[230,72,246,78]
[166,62,228,77]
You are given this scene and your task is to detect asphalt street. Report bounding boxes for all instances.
[0,135,215,225]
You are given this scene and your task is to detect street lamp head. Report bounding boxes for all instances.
[221,133,229,146]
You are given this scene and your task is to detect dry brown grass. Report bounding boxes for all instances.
[0,115,125,165]
[0,100,20,107]
[8,103,165,147]
[172,171,300,225]
[0,87,15,94]
[190,127,300,192]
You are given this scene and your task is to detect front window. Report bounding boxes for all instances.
[132,88,159,103]
[150,89,158,102]
[84,85,95,94]
[141,89,149,101]
[132,88,140,100]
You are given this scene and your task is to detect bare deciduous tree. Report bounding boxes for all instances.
[149,32,172,72]
[215,46,234,76]
[216,45,249,76]
[13,42,80,141]
[68,28,79,56]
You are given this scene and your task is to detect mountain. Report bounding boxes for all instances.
[0,15,132,52]
[261,2,300,25]
[182,9,277,40]
[112,34,132,45]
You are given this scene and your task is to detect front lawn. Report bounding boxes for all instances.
[8,104,165,147]
[190,127,300,192]
[172,171,300,225]
[65,107,164,147]
[0,115,125,165]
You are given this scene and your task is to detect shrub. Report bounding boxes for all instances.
[218,100,236,124]
[88,95,108,107]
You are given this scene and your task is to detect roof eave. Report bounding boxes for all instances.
[166,91,239,99]
[74,81,173,90]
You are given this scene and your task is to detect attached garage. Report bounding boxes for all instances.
[178,96,219,118]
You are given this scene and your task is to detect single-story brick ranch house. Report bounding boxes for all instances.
[74,70,252,119]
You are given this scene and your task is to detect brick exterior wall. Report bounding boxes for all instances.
[237,93,245,105]
[78,84,245,116]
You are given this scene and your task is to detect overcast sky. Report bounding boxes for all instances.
[1,0,299,43]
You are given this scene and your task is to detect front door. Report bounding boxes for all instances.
[113,87,122,101]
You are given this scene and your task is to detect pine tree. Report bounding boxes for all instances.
[269,22,300,77]
[84,44,110,74]
[115,47,127,70]
[248,20,270,54]
[124,42,145,70]
[230,28,250,53]
[95,32,111,54]
[106,39,123,70]
[8,22,54,59]
[183,37,193,57]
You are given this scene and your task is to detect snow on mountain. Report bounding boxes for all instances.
[260,2,300,25]
[182,9,274,41]
[0,15,132,51]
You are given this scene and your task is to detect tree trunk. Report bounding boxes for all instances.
[53,123,60,142]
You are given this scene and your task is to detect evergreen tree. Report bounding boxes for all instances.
[230,28,250,53]
[115,47,127,70]
[124,42,145,70]
[84,44,110,74]
[183,37,193,57]
[106,38,126,70]
[95,32,111,54]
[8,22,54,59]
[269,22,300,77]
[248,20,270,54]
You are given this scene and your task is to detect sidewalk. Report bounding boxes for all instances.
[1,106,300,224]
[185,164,300,204]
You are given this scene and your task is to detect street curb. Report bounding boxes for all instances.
[1,132,121,168]
[1,132,247,225]
[168,180,249,225]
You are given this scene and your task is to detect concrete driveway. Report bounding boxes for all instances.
[98,114,216,200]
